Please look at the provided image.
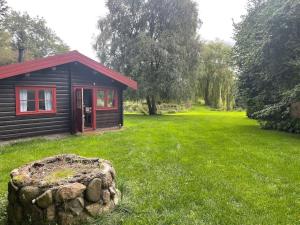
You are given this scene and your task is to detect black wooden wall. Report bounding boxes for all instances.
[0,63,125,141]
[0,66,71,140]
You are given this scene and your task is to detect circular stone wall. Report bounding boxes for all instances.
[7,154,121,225]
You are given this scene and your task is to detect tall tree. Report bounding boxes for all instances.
[197,41,236,110]
[4,11,69,62]
[233,0,300,132]
[0,0,8,22]
[0,31,15,65]
[94,0,201,115]
[0,0,15,65]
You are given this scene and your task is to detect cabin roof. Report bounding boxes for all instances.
[0,50,137,90]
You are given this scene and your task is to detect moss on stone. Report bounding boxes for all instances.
[44,168,76,184]
[12,174,28,185]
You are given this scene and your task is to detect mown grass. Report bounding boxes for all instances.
[0,106,300,225]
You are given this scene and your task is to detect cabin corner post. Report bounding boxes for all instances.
[120,89,124,127]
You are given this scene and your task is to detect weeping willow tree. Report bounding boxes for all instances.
[94,0,201,115]
[197,41,236,110]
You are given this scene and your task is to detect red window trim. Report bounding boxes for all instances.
[95,87,118,111]
[15,85,57,116]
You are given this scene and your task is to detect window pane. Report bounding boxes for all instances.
[107,90,114,107]
[97,90,105,107]
[113,91,117,107]
[44,90,52,110]
[97,99,105,107]
[20,100,27,112]
[27,90,35,101]
[27,101,35,111]
[39,101,45,110]
[76,91,82,109]
[19,90,28,112]
[19,89,35,112]
[20,89,27,101]
[39,90,45,100]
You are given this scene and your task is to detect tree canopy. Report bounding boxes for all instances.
[233,0,300,132]
[3,11,69,62]
[0,30,15,65]
[197,40,236,110]
[0,2,69,65]
[0,0,8,22]
[0,0,15,65]
[94,0,201,114]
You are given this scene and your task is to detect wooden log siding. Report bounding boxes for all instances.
[0,63,125,140]
[0,66,71,140]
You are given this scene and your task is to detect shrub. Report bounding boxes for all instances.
[124,101,192,115]
[254,85,300,133]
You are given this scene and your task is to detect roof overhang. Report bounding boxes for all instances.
[0,51,137,90]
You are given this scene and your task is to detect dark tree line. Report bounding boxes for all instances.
[234,0,300,132]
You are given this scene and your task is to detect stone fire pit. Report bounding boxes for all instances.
[7,154,121,225]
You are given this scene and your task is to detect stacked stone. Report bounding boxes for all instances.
[7,155,121,225]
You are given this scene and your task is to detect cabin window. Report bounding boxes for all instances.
[96,88,118,110]
[96,90,105,107]
[16,86,56,115]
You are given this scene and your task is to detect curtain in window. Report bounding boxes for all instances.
[97,90,105,107]
[20,89,28,112]
[44,90,52,110]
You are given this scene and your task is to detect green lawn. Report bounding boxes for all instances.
[1,106,300,225]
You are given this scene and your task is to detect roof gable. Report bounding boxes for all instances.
[0,51,137,90]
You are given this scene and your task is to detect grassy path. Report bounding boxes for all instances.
[0,107,300,224]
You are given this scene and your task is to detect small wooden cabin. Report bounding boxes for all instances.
[0,51,137,141]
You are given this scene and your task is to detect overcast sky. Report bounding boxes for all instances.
[7,0,248,60]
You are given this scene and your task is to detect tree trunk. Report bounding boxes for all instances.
[146,96,152,114]
[18,48,25,63]
[146,95,157,115]
[151,96,157,115]
[204,78,210,106]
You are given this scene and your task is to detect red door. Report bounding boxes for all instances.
[75,88,84,132]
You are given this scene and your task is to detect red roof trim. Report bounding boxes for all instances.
[0,51,137,90]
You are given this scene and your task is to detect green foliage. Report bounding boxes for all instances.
[2,10,69,62]
[0,0,8,22]
[233,0,300,131]
[1,107,300,224]
[0,0,14,66]
[124,102,149,115]
[0,31,15,65]
[5,11,70,57]
[157,103,191,114]
[197,40,236,110]
[124,101,190,114]
[253,85,300,133]
[94,0,201,114]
